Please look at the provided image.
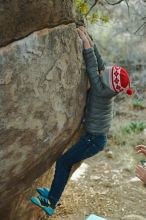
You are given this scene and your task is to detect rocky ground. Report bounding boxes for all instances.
[42,91,146,220]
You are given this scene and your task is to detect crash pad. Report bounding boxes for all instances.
[86,214,107,220]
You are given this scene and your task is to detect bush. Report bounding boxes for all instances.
[132,99,145,110]
[110,120,146,147]
[122,121,146,134]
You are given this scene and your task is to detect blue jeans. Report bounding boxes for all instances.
[48,132,107,208]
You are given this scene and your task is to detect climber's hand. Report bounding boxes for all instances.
[135,145,146,156]
[136,165,146,184]
[77,28,88,42]
[78,26,87,34]
[78,26,93,47]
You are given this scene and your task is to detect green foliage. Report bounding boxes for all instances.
[75,0,109,24]
[132,99,145,110]
[122,121,146,134]
[75,0,89,15]
[88,12,100,23]
[88,12,109,24]
[110,119,146,147]
[100,15,109,23]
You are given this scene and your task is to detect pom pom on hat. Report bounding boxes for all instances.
[126,88,133,96]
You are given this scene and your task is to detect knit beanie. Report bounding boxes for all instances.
[102,66,133,95]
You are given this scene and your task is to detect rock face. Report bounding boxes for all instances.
[0,0,74,47]
[0,1,86,219]
[0,23,86,214]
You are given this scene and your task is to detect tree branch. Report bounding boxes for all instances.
[85,0,129,18]
[104,0,124,5]
[85,0,99,17]
[125,0,130,16]
[135,22,146,34]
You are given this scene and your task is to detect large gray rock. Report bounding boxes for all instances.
[0,0,75,47]
[0,24,86,214]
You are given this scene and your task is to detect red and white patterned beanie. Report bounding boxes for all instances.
[103,66,133,95]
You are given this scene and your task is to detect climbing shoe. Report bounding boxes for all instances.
[37,195,49,207]
[31,196,55,216]
[36,187,50,199]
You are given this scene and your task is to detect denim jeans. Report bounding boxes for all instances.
[48,132,107,208]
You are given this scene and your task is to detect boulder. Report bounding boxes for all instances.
[0,23,86,218]
[0,0,75,47]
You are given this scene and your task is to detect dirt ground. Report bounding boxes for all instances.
[43,93,146,220]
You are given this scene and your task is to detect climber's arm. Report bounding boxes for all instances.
[85,33,105,73]
[78,26,105,73]
[93,44,105,72]
[77,28,100,88]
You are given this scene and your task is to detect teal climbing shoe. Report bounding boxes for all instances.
[31,197,55,216]
[37,195,49,207]
[36,187,50,199]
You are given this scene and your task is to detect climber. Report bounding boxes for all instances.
[31,27,133,216]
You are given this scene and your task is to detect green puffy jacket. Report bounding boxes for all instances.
[83,45,117,134]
